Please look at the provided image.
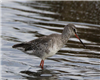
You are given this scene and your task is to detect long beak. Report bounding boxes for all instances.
[75,34,86,48]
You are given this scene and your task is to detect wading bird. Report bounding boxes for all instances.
[12,24,86,69]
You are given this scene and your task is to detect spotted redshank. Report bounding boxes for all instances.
[12,24,86,69]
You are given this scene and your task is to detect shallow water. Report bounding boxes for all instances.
[1,1,100,80]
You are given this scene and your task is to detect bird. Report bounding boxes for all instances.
[12,24,86,69]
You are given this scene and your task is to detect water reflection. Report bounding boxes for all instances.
[2,1,100,80]
[20,69,56,80]
[20,68,78,80]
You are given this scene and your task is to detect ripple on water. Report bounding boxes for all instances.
[1,1,100,80]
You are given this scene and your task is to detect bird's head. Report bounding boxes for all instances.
[63,24,86,48]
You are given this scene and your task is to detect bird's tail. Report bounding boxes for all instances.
[12,43,26,48]
[12,42,32,51]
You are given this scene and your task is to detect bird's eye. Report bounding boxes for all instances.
[73,29,76,33]
[73,29,75,31]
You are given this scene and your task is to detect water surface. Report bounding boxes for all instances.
[1,1,100,80]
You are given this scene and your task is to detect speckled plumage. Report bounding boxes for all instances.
[13,34,64,60]
[12,24,85,68]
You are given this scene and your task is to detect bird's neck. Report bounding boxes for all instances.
[61,32,71,44]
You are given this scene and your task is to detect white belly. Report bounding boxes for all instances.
[44,44,61,59]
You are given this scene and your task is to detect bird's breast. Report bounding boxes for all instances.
[45,44,61,58]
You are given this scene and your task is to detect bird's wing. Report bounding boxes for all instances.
[29,37,53,52]
[12,36,53,53]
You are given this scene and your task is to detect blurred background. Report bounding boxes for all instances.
[1,0,100,80]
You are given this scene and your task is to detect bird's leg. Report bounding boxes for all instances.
[40,59,44,69]
[40,60,42,66]
[41,60,44,68]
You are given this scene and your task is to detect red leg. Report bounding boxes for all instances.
[41,60,44,68]
[40,60,44,69]
[40,60,43,66]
